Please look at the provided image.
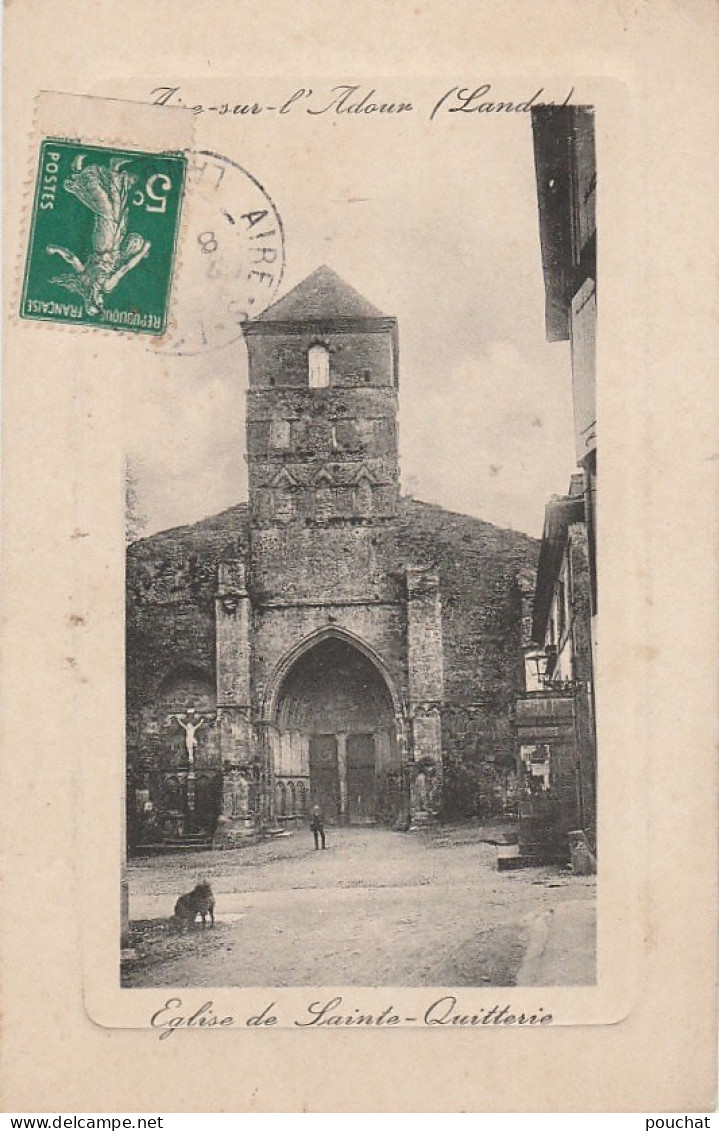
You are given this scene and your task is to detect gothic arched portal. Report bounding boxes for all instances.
[268,633,405,825]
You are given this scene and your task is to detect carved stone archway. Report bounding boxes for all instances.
[263,628,408,825]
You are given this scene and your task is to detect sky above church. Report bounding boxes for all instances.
[124,86,577,539]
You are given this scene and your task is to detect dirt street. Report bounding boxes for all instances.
[122,824,595,988]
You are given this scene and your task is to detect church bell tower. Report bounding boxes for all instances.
[243,265,400,604]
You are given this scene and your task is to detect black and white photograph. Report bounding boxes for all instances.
[120,85,598,992]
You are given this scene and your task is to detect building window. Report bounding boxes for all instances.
[335,420,359,451]
[556,578,566,640]
[354,477,373,518]
[314,483,334,522]
[297,781,307,814]
[273,482,296,524]
[276,781,287,816]
[308,344,330,388]
[291,419,309,453]
[269,419,291,450]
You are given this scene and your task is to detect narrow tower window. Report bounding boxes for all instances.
[308,344,330,388]
[269,419,291,450]
[355,476,373,518]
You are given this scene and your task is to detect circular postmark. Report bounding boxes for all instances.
[156,150,285,356]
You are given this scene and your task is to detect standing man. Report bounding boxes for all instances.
[309,805,326,850]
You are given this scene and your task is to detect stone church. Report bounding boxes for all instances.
[126,267,538,851]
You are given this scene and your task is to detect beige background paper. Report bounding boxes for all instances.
[2,0,717,1112]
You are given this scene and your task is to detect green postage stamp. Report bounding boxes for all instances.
[21,140,187,335]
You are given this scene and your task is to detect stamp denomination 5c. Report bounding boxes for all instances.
[21,140,187,335]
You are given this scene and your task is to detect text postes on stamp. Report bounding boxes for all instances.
[156,151,285,355]
[21,140,187,335]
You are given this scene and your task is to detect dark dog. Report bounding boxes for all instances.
[172,882,215,929]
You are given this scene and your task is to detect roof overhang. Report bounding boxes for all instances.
[531,105,595,343]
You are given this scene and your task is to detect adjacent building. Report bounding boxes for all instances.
[532,104,597,626]
[515,105,598,863]
[515,475,596,859]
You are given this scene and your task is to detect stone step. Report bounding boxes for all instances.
[164,833,213,843]
[498,841,570,870]
[132,837,214,856]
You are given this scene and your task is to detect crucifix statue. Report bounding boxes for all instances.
[168,708,207,768]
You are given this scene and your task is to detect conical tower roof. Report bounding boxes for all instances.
[254,266,387,322]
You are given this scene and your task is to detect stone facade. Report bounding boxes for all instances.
[126,268,538,850]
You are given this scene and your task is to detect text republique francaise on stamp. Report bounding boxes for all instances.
[21,140,187,335]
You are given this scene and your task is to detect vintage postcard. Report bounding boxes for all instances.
[2,0,716,1115]
[83,76,627,1031]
